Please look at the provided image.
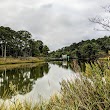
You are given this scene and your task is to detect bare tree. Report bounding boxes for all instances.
[89,5,110,31]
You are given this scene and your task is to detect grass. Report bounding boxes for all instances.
[40,62,110,110]
[0,61,110,110]
[0,63,45,71]
[0,57,45,65]
[99,54,110,61]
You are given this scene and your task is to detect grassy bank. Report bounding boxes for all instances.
[0,63,45,71]
[0,61,110,110]
[0,57,45,65]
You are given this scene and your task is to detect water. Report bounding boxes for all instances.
[0,61,80,103]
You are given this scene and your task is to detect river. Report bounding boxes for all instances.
[0,61,81,104]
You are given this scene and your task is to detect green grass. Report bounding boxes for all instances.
[0,61,110,110]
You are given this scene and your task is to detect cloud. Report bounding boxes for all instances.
[0,0,110,50]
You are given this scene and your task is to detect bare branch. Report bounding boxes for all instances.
[102,5,110,13]
[89,5,110,31]
[89,17,110,31]
[93,28,110,31]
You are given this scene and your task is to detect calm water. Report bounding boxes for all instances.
[0,61,80,103]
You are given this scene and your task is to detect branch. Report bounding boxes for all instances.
[89,17,110,31]
[102,5,110,13]
[89,5,110,31]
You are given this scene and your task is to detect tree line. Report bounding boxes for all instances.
[0,26,49,58]
[49,36,110,61]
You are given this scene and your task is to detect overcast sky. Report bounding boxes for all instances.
[0,0,110,50]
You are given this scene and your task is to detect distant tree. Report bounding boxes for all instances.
[42,45,49,56]
[31,40,41,56]
[0,26,50,58]
[0,26,15,58]
[49,36,110,61]
[17,30,32,57]
[36,40,43,53]
[75,43,99,61]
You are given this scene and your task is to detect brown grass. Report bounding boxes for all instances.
[0,57,45,65]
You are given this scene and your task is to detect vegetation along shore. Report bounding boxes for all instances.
[0,57,45,65]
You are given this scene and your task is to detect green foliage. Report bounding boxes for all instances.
[0,26,49,57]
[50,36,110,61]
[42,45,49,56]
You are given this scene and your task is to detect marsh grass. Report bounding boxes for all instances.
[0,61,110,110]
[0,57,45,65]
[42,62,110,110]
[0,63,44,71]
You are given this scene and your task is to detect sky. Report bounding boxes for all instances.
[0,0,110,51]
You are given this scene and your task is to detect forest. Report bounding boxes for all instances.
[0,26,49,58]
[50,36,110,61]
[0,26,110,61]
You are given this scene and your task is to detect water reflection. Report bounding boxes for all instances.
[0,63,50,99]
[50,61,72,70]
[50,60,84,73]
[0,61,80,102]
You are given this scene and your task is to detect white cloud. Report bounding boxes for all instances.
[0,0,110,50]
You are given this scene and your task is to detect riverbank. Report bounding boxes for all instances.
[0,63,45,71]
[0,57,45,65]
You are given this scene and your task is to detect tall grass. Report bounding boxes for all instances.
[0,61,110,110]
[45,62,110,110]
[0,57,45,65]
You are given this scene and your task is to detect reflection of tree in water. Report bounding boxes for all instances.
[0,63,50,99]
[50,61,72,70]
[50,60,86,73]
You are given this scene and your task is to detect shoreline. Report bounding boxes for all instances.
[0,57,45,65]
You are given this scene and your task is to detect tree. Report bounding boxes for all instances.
[89,5,110,31]
[42,45,49,56]
[17,30,32,57]
[75,42,99,61]
[30,40,41,56]
[50,36,110,61]
[0,26,50,58]
[0,26,15,58]
[36,40,43,53]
